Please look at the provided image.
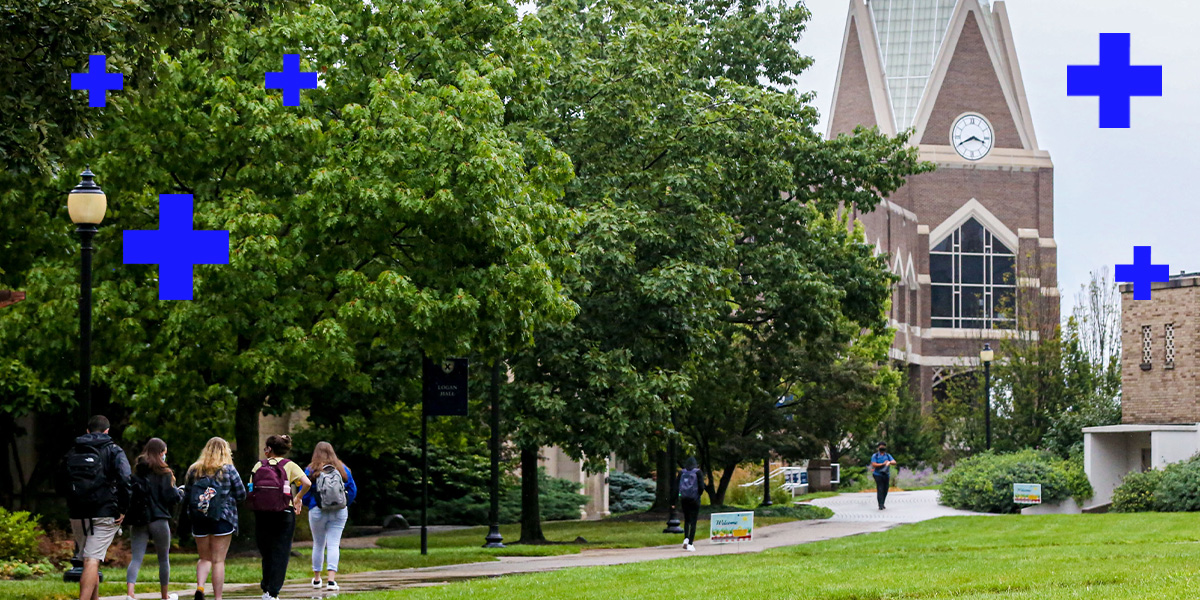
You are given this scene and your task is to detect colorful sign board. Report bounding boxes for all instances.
[1013,483,1042,505]
[710,511,754,543]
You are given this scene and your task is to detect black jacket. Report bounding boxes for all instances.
[59,433,132,519]
[133,461,183,522]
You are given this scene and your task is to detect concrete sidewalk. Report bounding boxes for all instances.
[112,490,981,599]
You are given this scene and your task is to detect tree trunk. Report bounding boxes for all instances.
[518,445,545,543]
[234,396,263,475]
[650,448,671,512]
[711,459,739,506]
[234,396,263,543]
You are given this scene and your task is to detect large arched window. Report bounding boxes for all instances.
[930,217,1016,329]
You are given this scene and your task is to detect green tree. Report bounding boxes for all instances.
[0,0,577,506]
[0,0,296,174]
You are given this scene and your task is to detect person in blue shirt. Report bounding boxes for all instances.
[870,443,897,510]
[302,442,357,592]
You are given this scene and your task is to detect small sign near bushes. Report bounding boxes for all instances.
[1013,483,1042,505]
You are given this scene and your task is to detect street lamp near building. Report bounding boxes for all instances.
[68,166,107,427]
[980,343,994,451]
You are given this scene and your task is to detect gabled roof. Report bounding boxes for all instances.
[828,0,1039,152]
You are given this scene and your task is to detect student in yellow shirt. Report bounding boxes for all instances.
[246,435,311,600]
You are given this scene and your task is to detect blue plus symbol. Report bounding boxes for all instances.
[265,54,318,107]
[71,55,124,108]
[123,195,230,301]
[1116,246,1169,301]
[1068,33,1162,128]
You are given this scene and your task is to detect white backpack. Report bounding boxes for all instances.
[313,465,348,510]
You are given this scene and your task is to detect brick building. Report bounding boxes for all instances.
[1082,274,1200,510]
[828,0,1058,406]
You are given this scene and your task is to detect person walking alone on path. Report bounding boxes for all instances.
[57,415,132,600]
[303,442,358,591]
[247,434,311,600]
[871,443,897,510]
[675,457,705,552]
[125,438,183,600]
[185,437,246,600]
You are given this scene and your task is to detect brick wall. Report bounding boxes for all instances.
[1121,278,1200,424]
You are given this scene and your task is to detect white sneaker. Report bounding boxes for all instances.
[167,595,179,600]
[686,544,696,552]
[682,538,690,549]
[327,581,340,591]
[312,578,322,588]
[126,596,138,600]
[261,593,276,600]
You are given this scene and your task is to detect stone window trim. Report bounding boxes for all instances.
[1142,325,1153,371]
[1166,323,1175,369]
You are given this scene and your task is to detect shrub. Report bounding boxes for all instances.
[0,508,42,564]
[424,468,589,525]
[0,559,52,580]
[753,504,833,520]
[1111,469,1163,513]
[608,471,655,513]
[1153,456,1200,512]
[939,450,1091,514]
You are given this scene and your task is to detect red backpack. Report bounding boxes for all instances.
[246,458,292,512]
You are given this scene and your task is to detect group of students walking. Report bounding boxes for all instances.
[59,415,357,600]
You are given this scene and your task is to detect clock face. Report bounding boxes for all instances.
[951,113,993,161]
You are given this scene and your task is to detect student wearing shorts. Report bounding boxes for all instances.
[58,415,132,600]
[184,437,246,600]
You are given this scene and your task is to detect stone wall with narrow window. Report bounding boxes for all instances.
[1122,276,1200,424]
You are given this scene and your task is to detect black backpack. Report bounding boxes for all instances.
[127,474,154,526]
[63,443,112,512]
[188,471,229,521]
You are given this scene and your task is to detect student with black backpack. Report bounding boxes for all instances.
[303,441,358,591]
[247,434,311,600]
[674,457,705,552]
[184,437,246,600]
[57,415,132,600]
[125,438,184,600]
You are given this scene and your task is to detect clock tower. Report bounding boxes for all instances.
[828,0,1057,407]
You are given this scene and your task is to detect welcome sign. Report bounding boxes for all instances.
[709,511,754,543]
[1013,483,1042,505]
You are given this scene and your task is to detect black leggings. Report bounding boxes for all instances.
[875,473,890,507]
[682,498,700,542]
[255,510,296,596]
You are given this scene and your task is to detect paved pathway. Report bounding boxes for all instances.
[808,489,989,524]
[112,490,983,599]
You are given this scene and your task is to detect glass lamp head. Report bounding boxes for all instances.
[980,343,994,363]
[68,166,107,225]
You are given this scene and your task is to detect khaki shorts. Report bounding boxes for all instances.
[71,518,120,561]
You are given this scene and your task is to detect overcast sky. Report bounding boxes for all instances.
[793,0,1197,314]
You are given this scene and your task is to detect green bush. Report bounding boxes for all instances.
[939,450,1091,514]
[424,468,589,525]
[752,504,833,520]
[1153,456,1200,512]
[0,559,52,580]
[1111,469,1163,513]
[608,471,655,513]
[0,508,41,563]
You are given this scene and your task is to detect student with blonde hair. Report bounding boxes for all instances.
[184,437,246,600]
[303,441,358,591]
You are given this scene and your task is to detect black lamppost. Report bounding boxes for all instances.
[483,361,505,548]
[761,455,773,507]
[67,166,107,428]
[64,166,106,584]
[662,433,683,534]
[981,343,994,451]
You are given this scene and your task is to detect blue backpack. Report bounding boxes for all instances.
[679,469,701,500]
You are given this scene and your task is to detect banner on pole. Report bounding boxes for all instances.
[423,357,469,416]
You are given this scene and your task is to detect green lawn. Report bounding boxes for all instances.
[6,512,818,599]
[350,513,1200,599]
